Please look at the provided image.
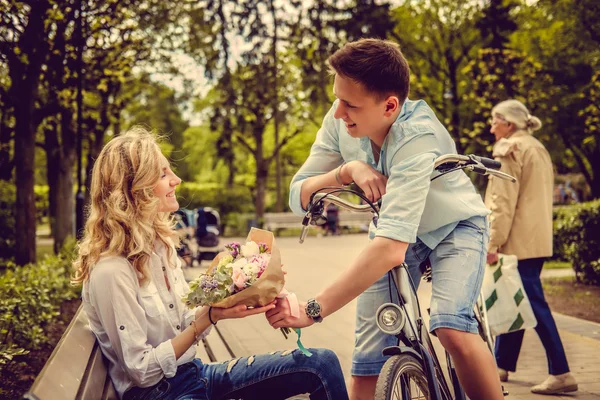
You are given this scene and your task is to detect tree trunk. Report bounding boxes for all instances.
[45,112,76,253]
[13,99,38,265]
[255,161,269,225]
[254,125,268,224]
[11,3,51,265]
[269,0,283,212]
[0,109,13,181]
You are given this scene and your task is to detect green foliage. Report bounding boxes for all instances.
[0,182,16,258]
[0,240,80,372]
[462,48,557,154]
[553,201,600,285]
[34,185,49,222]
[177,182,254,221]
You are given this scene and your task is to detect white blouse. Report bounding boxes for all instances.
[82,243,210,398]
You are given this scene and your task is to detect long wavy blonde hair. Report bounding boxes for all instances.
[72,128,178,286]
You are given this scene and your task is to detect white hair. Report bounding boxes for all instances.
[492,99,542,133]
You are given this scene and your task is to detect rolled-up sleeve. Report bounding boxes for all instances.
[289,102,343,216]
[375,132,439,243]
[89,261,177,387]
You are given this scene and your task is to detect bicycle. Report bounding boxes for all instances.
[298,154,515,400]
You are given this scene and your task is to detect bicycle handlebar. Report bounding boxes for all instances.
[299,154,517,243]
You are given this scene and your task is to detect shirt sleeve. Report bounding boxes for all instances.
[88,259,177,387]
[289,102,343,216]
[485,152,521,253]
[375,132,440,243]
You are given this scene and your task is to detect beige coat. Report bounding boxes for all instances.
[484,130,554,260]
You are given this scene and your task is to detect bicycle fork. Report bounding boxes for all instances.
[377,266,450,400]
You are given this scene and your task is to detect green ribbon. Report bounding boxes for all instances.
[295,328,312,357]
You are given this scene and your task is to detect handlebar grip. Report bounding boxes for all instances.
[473,156,501,170]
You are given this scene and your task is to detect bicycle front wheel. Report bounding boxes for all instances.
[375,354,430,400]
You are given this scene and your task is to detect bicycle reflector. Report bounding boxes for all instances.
[376,303,405,335]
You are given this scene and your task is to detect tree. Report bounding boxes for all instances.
[2,1,53,264]
[511,0,600,197]
[390,0,483,152]
[476,0,518,50]
[119,75,190,179]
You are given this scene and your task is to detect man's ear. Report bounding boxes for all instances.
[384,96,400,116]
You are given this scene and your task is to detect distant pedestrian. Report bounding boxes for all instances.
[325,203,339,235]
[485,99,577,395]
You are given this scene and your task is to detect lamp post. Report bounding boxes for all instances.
[75,0,85,239]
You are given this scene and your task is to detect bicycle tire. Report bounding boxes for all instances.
[375,354,430,400]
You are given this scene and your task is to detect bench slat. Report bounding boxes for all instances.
[195,337,211,362]
[26,306,97,399]
[101,377,119,400]
[204,327,235,362]
[77,344,112,400]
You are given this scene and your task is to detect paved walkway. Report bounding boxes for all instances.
[185,234,600,399]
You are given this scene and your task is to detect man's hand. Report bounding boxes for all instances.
[344,160,388,202]
[487,252,499,265]
[266,299,314,329]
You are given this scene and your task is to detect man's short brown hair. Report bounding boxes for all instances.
[328,38,410,102]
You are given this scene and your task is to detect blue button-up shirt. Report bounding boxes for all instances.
[289,99,490,249]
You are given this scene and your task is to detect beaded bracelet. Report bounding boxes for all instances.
[191,320,201,339]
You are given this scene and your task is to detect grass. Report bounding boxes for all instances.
[36,243,54,260]
[543,276,600,323]
[545,260,572,269]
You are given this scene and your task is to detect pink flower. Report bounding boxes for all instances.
[232,268,248,290]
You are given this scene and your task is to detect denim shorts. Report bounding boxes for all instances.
[352,216,489,376]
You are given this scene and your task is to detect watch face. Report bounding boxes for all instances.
[306,300,321,317]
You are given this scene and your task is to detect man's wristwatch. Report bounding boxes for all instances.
[305,298,323,323]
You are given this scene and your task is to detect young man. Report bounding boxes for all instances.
[265,39,504,400]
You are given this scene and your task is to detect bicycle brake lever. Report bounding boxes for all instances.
[299,214,311,244]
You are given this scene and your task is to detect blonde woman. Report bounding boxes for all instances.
[486,100,577,395]
[72,128,348,400]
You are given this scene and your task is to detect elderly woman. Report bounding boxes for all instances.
[485,99,577,395]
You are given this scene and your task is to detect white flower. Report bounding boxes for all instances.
[231,258,248,271]
[243,262,259,277]
[241,241,260,257]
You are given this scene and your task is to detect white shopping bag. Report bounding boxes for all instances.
[481,254,537,336]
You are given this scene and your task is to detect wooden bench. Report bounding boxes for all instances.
[264,212,373,233]
[264,213,304,231]
[24,305,118,400]
[338,211,373,230]
[24,305,233,400]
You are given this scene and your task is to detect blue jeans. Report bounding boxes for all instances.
[123,348,349,400]
[352,216,489,375]
[495,258,570,375]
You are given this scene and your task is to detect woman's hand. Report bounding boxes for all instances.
[344,160,388,202]
[209,301,277,324]
[487,252,499,265]
[266,300,314,329]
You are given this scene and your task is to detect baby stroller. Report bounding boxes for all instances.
[195,207,221,261]
[173,209,197,268]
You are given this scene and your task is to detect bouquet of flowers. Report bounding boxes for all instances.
[183,228,284,309]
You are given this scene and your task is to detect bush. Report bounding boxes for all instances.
[0,182,16,258]
[0,239,80,371]
[553,200,600,285]
[177,182,254,230]
[34,185,50,222]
